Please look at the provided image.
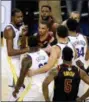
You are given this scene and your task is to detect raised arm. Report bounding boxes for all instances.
[42,69,58,101]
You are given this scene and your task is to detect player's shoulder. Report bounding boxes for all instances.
[21,53,32,64]
[4,25,15,39]
[52,44,61,51]
[4,24,14,31]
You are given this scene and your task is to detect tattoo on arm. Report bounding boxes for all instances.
[49,68,58,77]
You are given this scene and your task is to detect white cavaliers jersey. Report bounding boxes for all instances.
[56,39,75,65]
[27,49,49,87]
[68,33,87,65]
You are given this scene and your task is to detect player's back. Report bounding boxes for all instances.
[23,49,54,101]
[68,33,87,64]
[53,64,80,102]
[27,49,49,86]
[56,40,75,65]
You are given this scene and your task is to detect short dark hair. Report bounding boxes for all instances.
[67,18,78,31]
[28,36,38,47]
[62,46,73,61]
[40,21,49,28]
[41,5,51,11]
[11,8,22,16]
[57,25,68,38]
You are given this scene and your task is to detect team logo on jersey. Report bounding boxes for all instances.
[63,71,75,77]
[36,56,46,62]
[73,40,86,47]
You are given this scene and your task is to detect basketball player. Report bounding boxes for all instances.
[28,25,76,76]
[67,18,89,69]
[38,21,57,51]
[67,18,89,99]
[42,46,89,102]
[2,8,29,99]
[11,36,54,101]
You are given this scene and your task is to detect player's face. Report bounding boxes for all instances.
[70,13,80,23]
[41,7,51,20]
[38,24,49,36]
[13,12,23,26]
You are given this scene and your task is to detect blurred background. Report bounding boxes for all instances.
[1,0,89,36]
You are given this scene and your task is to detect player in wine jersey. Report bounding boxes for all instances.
[67,18,89,99]
[35,21,57,53]
[42,46,89,102]
[11,36,54,101]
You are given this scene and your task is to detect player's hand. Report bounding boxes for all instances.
[27,70,36,77]
[13,91,17,98]
[43,45,51,53]
[21,25,28,35]
[76,60,84,67]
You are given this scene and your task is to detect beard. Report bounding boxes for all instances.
[16,22,23,28]
[41,16,50,21]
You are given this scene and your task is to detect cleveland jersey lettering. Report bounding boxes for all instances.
[53,64,80,102]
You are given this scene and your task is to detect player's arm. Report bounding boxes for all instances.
[76,60,85,71]
[76,88,89,102]
[29,46,60,76]
[20,35,28,49]
[76,60,89,101]
[20,25,28,48]
[13,56,32,97]
[42,68,58,101]
[77,66,89,101]
[4,26,29,56]
[80,68,89,85]
[85,47,89,60]
[84,36,89,60]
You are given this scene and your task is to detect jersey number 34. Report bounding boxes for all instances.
[76,47,84,57]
